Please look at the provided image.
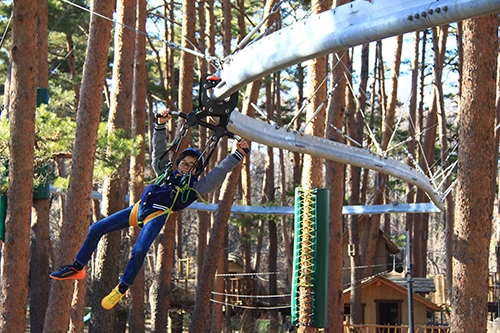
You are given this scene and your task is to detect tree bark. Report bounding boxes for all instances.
[266,77,279,332]
[451,14,498,333]
[347,42,368,326]
[0,1,37,332]
[189,164,243,333]
[150,213,176,333]
[29,0,50,331]
[44,0,114,330]
[90,0,135,331]
[405,31,420,264]
[221,0,232,56]
[296,0,330,329]
[324,8,346,330]
[211,233,228,333]
[128,0,147,329]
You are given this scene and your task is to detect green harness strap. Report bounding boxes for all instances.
[128,183,208,228]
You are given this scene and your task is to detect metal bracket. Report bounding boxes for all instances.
[198,74,238,119]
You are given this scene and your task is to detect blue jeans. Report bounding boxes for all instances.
[75,205,168,286]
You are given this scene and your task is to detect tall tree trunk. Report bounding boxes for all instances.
[66,33,80,105]
[324,3,346,328]
[413,44,439,278]
[432,25,455,303]
[297,0,330,330]
[163,0,176,101]
[275,73,293,284]
[189,164,243,333]
[360,41,384,279]
[196,0,215,281]
[30,200,50,333]
[208,137,228,331]
[264,77,279,332]
[44,0,114,331]
[204,0,215,67]
[412,30,433,278]
[405,31,420,262]
[239,80,260,333]
[29,0,50,331]
[347,42,368,326]
[211,231,229,333]
[90,0,135,331]
[293,63,305,185]
[382,34,403,232]
[150,213,177,332]
[196,0,208,75]
[451,13,497,333]
[0,1,37,331]
[221,0,232,56]
[128,0,147,329]
[450,22,463,302]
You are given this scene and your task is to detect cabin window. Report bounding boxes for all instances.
[375,300,402,333]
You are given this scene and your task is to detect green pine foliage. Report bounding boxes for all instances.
[94,124,143,183]
[0,105,143,193]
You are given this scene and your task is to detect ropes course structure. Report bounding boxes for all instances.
[53,0,500,213]
[8,1,496,331]
[207,0,500,213]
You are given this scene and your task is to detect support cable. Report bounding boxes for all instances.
[0,12,12,49]
[233,1,283,52]
[336,52,384,154]
[60,0,222,69]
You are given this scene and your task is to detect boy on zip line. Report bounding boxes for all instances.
[50,109,250,310]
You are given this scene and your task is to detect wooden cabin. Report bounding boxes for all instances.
[343,275,442,327]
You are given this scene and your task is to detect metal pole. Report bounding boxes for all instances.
[406,229,415,333]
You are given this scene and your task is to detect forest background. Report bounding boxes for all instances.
[0,0,498,332]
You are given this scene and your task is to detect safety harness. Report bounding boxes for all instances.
[129,74,241,228]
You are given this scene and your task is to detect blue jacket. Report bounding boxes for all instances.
[137,121,243,220]
[138,171,199,220]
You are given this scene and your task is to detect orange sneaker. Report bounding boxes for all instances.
[50,264,86,280]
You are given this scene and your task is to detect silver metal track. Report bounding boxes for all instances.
[211,0,500,100]
[227,110,444,211]
[187,202,441,215]
[52,188,441,215]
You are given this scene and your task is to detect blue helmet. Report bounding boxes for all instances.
[176,147,205,168]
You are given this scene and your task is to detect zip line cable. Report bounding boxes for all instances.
[60,0,221,68]
[311,46,450,207]
[0,13,11,50]
[234,1,282,52]
[49,47,75,78]
[341,45,456,200]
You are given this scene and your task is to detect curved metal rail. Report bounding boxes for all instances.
[211,0,500,100]
[227,110,444,211]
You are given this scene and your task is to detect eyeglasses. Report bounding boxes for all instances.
[179,161,196,169]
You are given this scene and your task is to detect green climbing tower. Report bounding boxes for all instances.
[291,187,329,329]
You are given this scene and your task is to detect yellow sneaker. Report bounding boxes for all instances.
[101,285,124,310]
